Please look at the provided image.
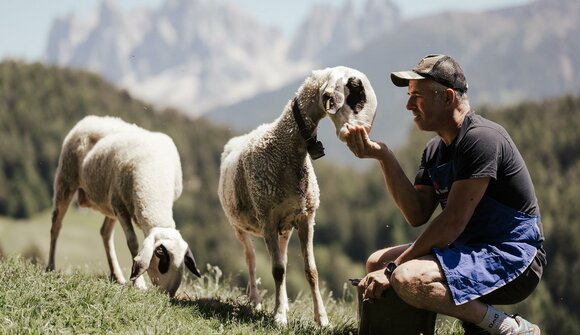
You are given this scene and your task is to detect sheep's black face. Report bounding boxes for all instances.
[317,66,377,142]
[345,77,367,114]
[146,242,184,297]
[155,244,170,274]
[131,227,202,297]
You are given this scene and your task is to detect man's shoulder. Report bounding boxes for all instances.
[464,112,510,141]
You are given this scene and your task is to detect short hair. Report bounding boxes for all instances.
[428,80,470,109]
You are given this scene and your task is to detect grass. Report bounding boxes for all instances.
[0,211,465,334]
[0,256,355,334]
[0,256,465,334]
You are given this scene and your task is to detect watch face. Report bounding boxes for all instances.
[386,262,397,274]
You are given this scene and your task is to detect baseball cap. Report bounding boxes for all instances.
[390,54,468,93]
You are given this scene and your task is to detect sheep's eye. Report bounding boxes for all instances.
[155,245,167,257]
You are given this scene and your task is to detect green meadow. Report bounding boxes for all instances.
[0,211,464,334]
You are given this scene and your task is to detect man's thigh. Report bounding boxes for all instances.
[397,254,445,285]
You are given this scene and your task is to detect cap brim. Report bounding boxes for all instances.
[390,71,425,87]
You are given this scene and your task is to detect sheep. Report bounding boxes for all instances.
[217,66,377,326]
[47,115,201,297]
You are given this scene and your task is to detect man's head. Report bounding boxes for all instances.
[390,54,470,141]
[390,54,468,93]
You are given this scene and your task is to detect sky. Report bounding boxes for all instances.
[0,0,532,61]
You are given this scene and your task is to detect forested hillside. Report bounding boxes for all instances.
[0,61,578,334]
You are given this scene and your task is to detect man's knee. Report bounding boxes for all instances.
[390,259,442,310]
[390,267,426,309]
[390,266,415,293]
[365,250,386,272]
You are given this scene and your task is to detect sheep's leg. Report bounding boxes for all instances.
[277,228,293,315]
[264,227,289,326]
[234,228,261,310]
[47,181,77,271]
[297,218,329,327]
[118,213,147,290]
[100,217,126,284]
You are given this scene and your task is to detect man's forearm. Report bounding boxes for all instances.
[377,144,433,226]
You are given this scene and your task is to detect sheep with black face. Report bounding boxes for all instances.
[47,116,201,297]
[218,66,377,326]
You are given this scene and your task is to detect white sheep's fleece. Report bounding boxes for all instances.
[218,66,377,326]
[48,115,200,298]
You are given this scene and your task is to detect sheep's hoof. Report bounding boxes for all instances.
[133,277,148,290]
[274,314,288,327]
[110,276,126,285]
[317,316,330,327]
[109,274,127,285]
[249,295,261,310]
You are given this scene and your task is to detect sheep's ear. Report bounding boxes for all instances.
[322,92,336,114]
[319,75,343,114]
[346,77,366,114]
[184,247,202,277]
[130,234,155,281]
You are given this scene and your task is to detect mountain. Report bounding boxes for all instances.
[44,0,580,165]
[287,0,400,63]
[44,0,309,116]
[44,0,398,117]
[45,1,150,83]
[206,0,580,165]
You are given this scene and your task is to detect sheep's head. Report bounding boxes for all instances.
[316,66,377,142]
[130,227,201,297]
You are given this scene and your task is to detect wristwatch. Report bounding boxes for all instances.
[384,261,397,276]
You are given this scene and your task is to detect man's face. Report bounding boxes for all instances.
[406,79,447,131]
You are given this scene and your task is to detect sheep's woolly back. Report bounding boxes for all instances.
[80,131,182,232]
[54,115,182,232]
[53,116,145,203]
[61,115,144,160]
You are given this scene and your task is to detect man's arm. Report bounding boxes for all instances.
[395,177,491,264]
[345,125,438,226]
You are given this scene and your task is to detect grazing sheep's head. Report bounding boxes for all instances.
[316,66,377,142]
[130,227,201,297]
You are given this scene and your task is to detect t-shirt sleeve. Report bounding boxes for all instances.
[414,147,433,185]
[455,127,502,181]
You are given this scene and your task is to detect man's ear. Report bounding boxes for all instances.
[445,88,456,106]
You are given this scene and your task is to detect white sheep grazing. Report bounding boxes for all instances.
[218,66,377,326]
[47,115,201,297]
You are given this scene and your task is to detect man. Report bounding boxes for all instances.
[344,54,546,335]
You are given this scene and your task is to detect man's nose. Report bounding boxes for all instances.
[406,97,415,111]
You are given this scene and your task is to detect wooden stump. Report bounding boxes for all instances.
[357,288,437,335]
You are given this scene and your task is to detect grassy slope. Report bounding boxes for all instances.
[0,256,353,334]
[0,208,140,274]
[0,257,463,334]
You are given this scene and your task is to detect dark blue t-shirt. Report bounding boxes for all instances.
[415,112,546,304]
[415,111,539,216]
